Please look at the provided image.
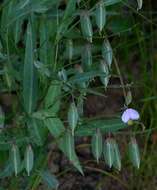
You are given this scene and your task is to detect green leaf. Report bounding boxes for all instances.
[76,118,126,136]
[129,137,140,169]
[91,129,103,163]
[23,21,38,114]
[39,170,59,189]
[59,131,83,174]
[45,81,62,114]
[44,117,65,138]
[55,0,77,43]
[27,118,46,146]
[95,1,106,32]
[69,71,106,84]
[44,119,83,174]
[14,18,23,45]
[112,140,121,171]
[0,161,13,178]
[39,16,49,66]
[10,144,21,176]
[80,11,93,43]
[0,106,5,128]
[103,0,122,6]
[104,138,114,168]
[63,0,76,20]
[24,145,34,176]
[68,102,79,135]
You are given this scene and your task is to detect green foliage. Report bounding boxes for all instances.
[0,0,144,188]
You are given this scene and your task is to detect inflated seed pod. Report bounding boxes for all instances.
[74,64,86,89]
[58,68,67,82]
[102,39,113,68]
[77,96,84,117]
[91,129,103,163]
[99,60,110,88]
[112,140,121,171]
[10,144,21,176]
[80,11,93,43]
[68,102,79,135]
[137,0,143,10]
[81,43,92,71]
[104,138,114,168]
[66,39,73,61]
[95,0,106,32]
[129,137,140,169]
[24,145,34,176]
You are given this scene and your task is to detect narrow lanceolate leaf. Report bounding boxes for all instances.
[10,144,21,176]
[24,145,34,176]
[40,170,59,189]
[112,140,121,171]
[23,22,38,114]
[14,19,23,45]
[66,39,73,61]
[80,12,93,43]
[102,39,113,68]
[59,131,83,174]
[27,118,45,146]
[99,60,110,87]
[68,102,79,135]
[104,138,114,168]
[63,0,76,20]
[82,43,92,71]
[39,16,49,65]
[91,129,103,163]
[137,0,142,10]
[44,117,65,138]
[95,1,106,32]
[0,106,5,128]
[129,138,140,169]
[45,81,61,114]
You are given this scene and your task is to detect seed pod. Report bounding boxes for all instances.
[102,39,113,68]
[10,144,21,176]
[112,140,121,171]
[74,64,86,89]
[125,91,132,106]
[77,96,84,117]
[95,1,106,32]
[104,138,114,168]
[66,39,73,61]
[58,68,67,82]
[82,43,92,71]
[137,0,142,10]
[91,129,103,163]
[24,145,34,176]
[68,102,79,135]
[129,137,140,169]
[80,11,93,43]
[99,60,110,88]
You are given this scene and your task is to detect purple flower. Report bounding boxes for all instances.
[121,108,140,124]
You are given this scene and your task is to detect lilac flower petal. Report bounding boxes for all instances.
[129,108,140,120]
[121,110,131,123]
[121,108,140,123]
